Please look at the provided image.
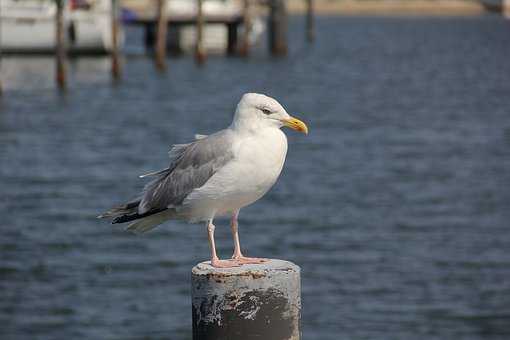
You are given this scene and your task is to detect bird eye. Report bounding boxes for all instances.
[261,108,272,115]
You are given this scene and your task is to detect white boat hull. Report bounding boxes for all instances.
[166,0,265,53]
[0,0,122,54]
[179,18,265,54]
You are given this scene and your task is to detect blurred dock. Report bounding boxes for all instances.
[0,0,307,91]
[123,0,295,57]
[288,0,487,15]
[1,0,510,94]
[128,2,245,56]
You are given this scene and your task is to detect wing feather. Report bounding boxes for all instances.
[138,129,235,215]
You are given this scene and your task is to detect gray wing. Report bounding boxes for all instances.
[139,134,209,178]
[138,129,235,215]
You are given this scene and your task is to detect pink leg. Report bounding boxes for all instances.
[230,211,268,265]
[207,220,239,268]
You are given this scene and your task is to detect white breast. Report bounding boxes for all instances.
[181,127,288,220]
[234,127,288,195]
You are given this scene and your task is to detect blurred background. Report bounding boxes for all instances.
[1,0,510,339]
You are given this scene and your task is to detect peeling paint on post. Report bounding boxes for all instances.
[191,259,301,340]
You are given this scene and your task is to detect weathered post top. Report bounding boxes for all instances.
[191,259,301,340]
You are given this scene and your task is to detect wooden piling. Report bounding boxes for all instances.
[144,23,155,52]
[111,0,121,80]
[226,23,239,56]
[55,0,66,89]
[155,0,168,71]
[306,0,315,43]
[0,13,3,96]
[268,0,288,56]
[239,0,251,56]
[195,0,206,65]
[191,259,301,340]
[0,6,2,96]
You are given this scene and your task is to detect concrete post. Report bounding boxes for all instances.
[191,259,301,340]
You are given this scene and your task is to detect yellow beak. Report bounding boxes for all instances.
[281,116,309,134]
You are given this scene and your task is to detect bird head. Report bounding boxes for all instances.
[232,93,308,134]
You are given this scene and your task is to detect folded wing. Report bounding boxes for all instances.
[139,129,235,215]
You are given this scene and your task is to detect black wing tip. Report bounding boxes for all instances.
[112,213,142,224]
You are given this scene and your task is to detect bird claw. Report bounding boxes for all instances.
[210,259,240,268]
[232,256,268,265]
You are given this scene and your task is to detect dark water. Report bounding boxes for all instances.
[2,15,510,340]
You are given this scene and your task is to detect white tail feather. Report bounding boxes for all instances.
[138,169,167,178]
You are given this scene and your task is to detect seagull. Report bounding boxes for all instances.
[99,93,308,268]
